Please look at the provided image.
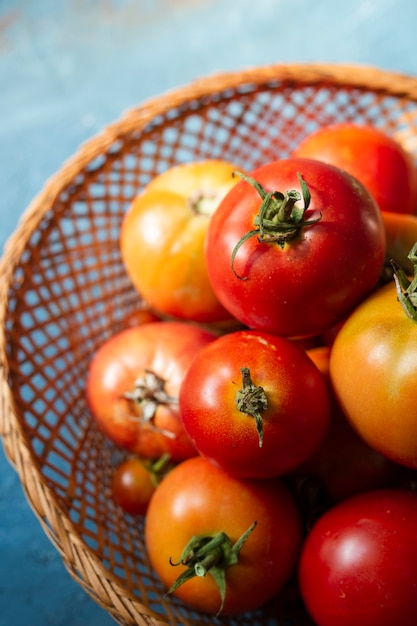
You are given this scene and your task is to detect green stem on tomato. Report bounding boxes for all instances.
[146,453,173,487]
[390,241,417,321]
[235,367,268,448]
[166,521,257,616]
[230,171,321,280]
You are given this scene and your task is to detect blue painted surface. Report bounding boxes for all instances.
[2,1,417,624]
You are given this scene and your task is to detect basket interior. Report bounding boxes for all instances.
[3,70,417,626]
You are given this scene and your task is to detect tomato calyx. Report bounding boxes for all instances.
[235,367,268,447]
[391,241,417,321]
[231,170,321,279]
[167,521,257,615]
[187,188,225,217]
[122,369,178,438]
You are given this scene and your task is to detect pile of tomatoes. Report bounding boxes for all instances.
[86,122,417,625]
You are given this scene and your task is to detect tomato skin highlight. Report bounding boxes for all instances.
[120,160,238,323]
[145,456,303,616]
[86,321,216,461]
[298,488,417,626]
[329,281,417,469]
[179,330,330,479]
[205,157,386,338]
[292,123,417,215]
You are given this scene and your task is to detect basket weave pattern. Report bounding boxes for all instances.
[2,63,417,626]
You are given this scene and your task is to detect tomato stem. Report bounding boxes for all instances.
[166,521,257,615]
[235,367,268,447]
[145,453,173,487]
[390,241,417,321]
[122,369,178,438]
[188,188,224,217]
[230,171,321,280]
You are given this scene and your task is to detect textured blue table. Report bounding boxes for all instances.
[2,1,417,624]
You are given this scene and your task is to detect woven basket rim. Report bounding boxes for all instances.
[2,60,417,625]
[2,61,417,283]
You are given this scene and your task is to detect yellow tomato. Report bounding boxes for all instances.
[120,160,239,323]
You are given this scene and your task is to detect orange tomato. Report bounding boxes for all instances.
[293,123,417,215]
[329,280,417,469]
[383,210,417,274]
[120,160,239,323]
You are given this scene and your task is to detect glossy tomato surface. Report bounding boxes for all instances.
[299,488,417,626]
[145,456,303,616]
[86,321,216,461]
[205,157,386,338]
[120,160,238,323]
[330,281,417,469]
[179,330,330,478]
[292,123,417,215]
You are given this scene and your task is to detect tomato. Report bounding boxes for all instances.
[292,123,417,215]
[123,306,162,328]
[383,210,417,274]
[86,321,216,461]
[329,261,417,468]
[144,456,303,616]
[120,160,239,323]
[293,346,400,504]
[111,454,172,516]
[298,488,417,626]
[205,157,386,338]
[179,329,330,479]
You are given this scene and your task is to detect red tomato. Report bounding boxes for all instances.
[292,123,417,215]
[86,321,216,461]
[120,160,238,323]
[205,158,386,338]
[111,455,171,516]
[298,488,417,626]
[179,330,330,478]
[294,346,400,503]
[329,273,417,469]
[145,456,303,616]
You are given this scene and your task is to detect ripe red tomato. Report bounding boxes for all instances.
[292,123,417,215]
[86,321,216,461]
[145,456,303,616]
[111,455,172,516]
[294,345,400,503]
[329,271,417,469]
[205,157,386,338]
[298,488,417,626]
[120,160,239,323]
[179,330,330,478]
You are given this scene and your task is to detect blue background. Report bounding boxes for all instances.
[2,1,417,624]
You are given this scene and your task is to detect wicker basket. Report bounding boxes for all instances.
[2,62,417,626]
